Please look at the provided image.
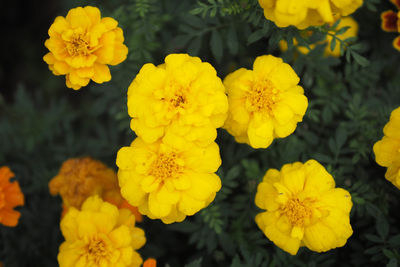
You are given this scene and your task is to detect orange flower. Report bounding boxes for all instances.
[49,157,142,222]
[0,166,24,227]
[381,0,400,51]
[143,258,157,267]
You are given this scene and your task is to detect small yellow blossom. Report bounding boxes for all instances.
[58,195,145,267]
[223,55,308,149]
[127,53,228,147]
[280,17,359,57]
[258,0,363,29]
[116,137,222,224]
[373,107,400,189]
[255,160,353,255]
[43,6,128,90]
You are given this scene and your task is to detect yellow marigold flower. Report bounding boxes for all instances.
[258,0,363,29]
[280,17,359,57]
[116,137,222,224]
[255,159,353,255]
[0,166,24,227]
[373,107,400,189]
[43,6,128,90]
[127,53,228,147]
[58,195,145,267]
[223,55,308,149]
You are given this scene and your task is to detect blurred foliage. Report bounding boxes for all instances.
[1,0,400,266]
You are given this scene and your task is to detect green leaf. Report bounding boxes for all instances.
[185,258,203,267]
[377,214,389,240]
[330,37,337,52]
[210,30,223,63]
[188,37,202,56]
[387,258,398,267]
[227,25,239,55]
[352,52,369,67]
[247,28,266,45]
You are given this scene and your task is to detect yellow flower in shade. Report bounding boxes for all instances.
[58,195,145,267]
[380,0,400,51]
[258,0,363,29]
[127,53,228,147]
[0,166,24,227]
[373,107,400,189]
[223,55,308,149]
[116,137,222,224]
[255,160,353,255]
[49,157,142,222]
[280,17,359,57]
[43,6,128,90]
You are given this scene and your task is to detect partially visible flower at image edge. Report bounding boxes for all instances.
[380,0,400,51]
[223,55,308,149]
[255,159,353,255]
[258,0,363,29]
[280,17,359,57]
[43,6,128,90]
[58,195,145,267]
[0,166,24,227]
[373,107,400,189]
[49,157,142,222]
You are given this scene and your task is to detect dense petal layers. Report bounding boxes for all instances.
[43,6,128,90]
[116,138,222,223]
[49,157,142,222]
[127,53,228,147]
[0,166,24,227]
[373,107,400,188]
[223,55,308,149]
[58,196,145,267]
[255,160,353,255]
[258,0,363,29]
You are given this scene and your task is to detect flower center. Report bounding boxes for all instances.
[170,93,186,108]
[247,79,279,113]
[282,197,312,227]
[66,34,91,56]
[149,153,182,181]
[86,236,110,264]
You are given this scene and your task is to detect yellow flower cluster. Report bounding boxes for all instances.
[223,55,308,149]
[117,54,227,223]
[58,196,145,267]
[255,160,353,255]
[280,17,359,57]
[373,107,400,189]
[258,0,363,29]
[43,6,128,90]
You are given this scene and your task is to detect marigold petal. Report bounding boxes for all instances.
[248,116,274,149]
[148,193,172,217]
[391,0,400,9]
[66,7,92,29]
[92,63,111,83]
[0,209,21,227]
